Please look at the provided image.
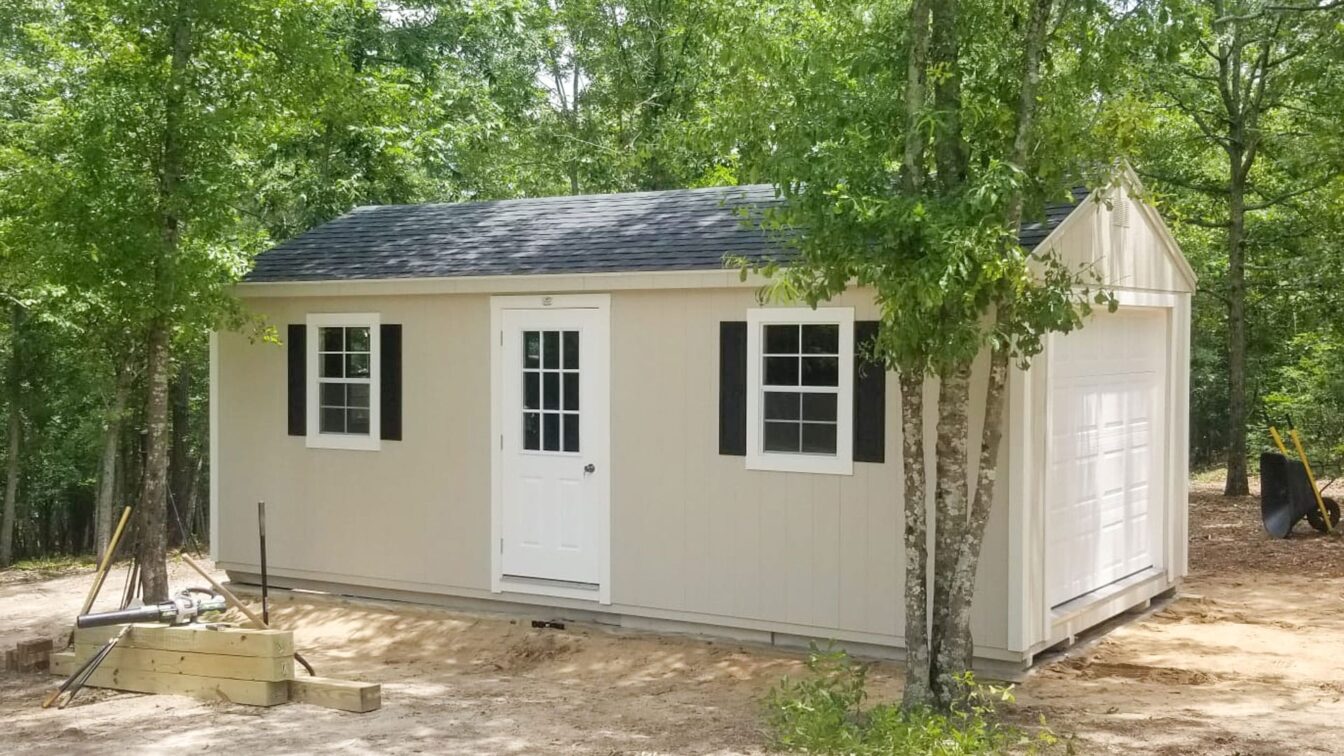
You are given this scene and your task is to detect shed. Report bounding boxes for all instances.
[211,166,1193,676]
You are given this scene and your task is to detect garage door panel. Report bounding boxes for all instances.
[1046,310,1168,608]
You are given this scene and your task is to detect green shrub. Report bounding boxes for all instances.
[765,646,1058,755]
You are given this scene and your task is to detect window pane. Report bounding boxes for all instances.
[764,324,798,355]
[320,327,343,352]
[563,412,580,452]
[801,356,838,386]
[801,423,837,454]
[524,331,540,369]
[764,356,799,386]
[763,421,801,452]
[524,372,540,410]
[543,331,559,369]
[348,383,370,410]
[346,327,370,353]
[802,393,837,421]
[801,324,839,355]
[321,353,344,378]
[523,412,540,450]
[348,408,370,435]
[563,372,579,411]
[319,407,345,434]
[543,372,559,410]
[563,331,579,369]
[764,391,801,421]
[543,412,560,451]
[319,382,346,408]
[346,353,370,378]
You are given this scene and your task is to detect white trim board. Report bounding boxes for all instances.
[489,293,613,605]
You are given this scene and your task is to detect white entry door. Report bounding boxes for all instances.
[1045,308,1168,608]
[498,306,608,586]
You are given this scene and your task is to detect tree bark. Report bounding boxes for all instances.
[929,0,966,189]
[168,361,191,549]
[0,304,23,567]
[95,364,133,561]
[898,371,932,708]
[941,346,1010,679]
[931,363,971,704]
[903,0,931,191]
[137,323,173,600]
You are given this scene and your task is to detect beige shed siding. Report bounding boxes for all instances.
[217,287,1015,656]
[1039,184,1195,295]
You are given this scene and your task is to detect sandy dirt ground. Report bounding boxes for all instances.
[2,478,1342,754]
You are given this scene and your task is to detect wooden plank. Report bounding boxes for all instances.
[288,676,381,713]
[70,643,294,682]
[74,624,293,658]
[50,651,287,706]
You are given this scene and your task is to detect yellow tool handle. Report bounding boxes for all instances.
[1289,428,1334,535]
[1269,426,1290,457]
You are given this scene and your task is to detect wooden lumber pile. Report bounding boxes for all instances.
[50,623,379,712]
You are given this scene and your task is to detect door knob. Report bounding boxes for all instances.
[584,463,596,474]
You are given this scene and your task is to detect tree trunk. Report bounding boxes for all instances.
[0,304,23,567]
[168,361,191,549]
[898,371,932,708]
[1224,166,1250,496]
[929,0,966,188]
[940,346,1011,684]
[95,364,133,561]
[137,323,173,600]
[137,3,193,601]
[931,364,971,704]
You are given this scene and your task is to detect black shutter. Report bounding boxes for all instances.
[853,320,885,463]
[380,324,402,441]
[719,321,747,456]
[287,324,306,436]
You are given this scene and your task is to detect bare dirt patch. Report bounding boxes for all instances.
[2,480,1342,754]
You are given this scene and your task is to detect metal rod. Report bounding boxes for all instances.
[258,501,269,626]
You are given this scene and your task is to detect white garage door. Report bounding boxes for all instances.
[1045,309,1168,608]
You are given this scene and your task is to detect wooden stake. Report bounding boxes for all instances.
[80,506,132,617]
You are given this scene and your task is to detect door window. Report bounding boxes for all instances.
[522,329,580,452]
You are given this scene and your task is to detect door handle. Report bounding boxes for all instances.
[584,463,596,474]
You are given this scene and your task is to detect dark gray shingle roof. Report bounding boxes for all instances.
[245,184,1088,283]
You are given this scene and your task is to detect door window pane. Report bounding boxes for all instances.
[523,412,540,450]
[563,331,579,369]
[542,412,560,451]
[524,331,540,368]
[563,413,580,452]
[543,372,560,410]
[543,331,559,369]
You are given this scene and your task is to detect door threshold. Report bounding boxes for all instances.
[498,574,604,603]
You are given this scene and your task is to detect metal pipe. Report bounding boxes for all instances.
[258,501,269,625]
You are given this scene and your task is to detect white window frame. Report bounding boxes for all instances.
[306,312,381,452]
[746,306,854,475]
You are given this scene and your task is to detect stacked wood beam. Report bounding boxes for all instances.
[50,623,379,712]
